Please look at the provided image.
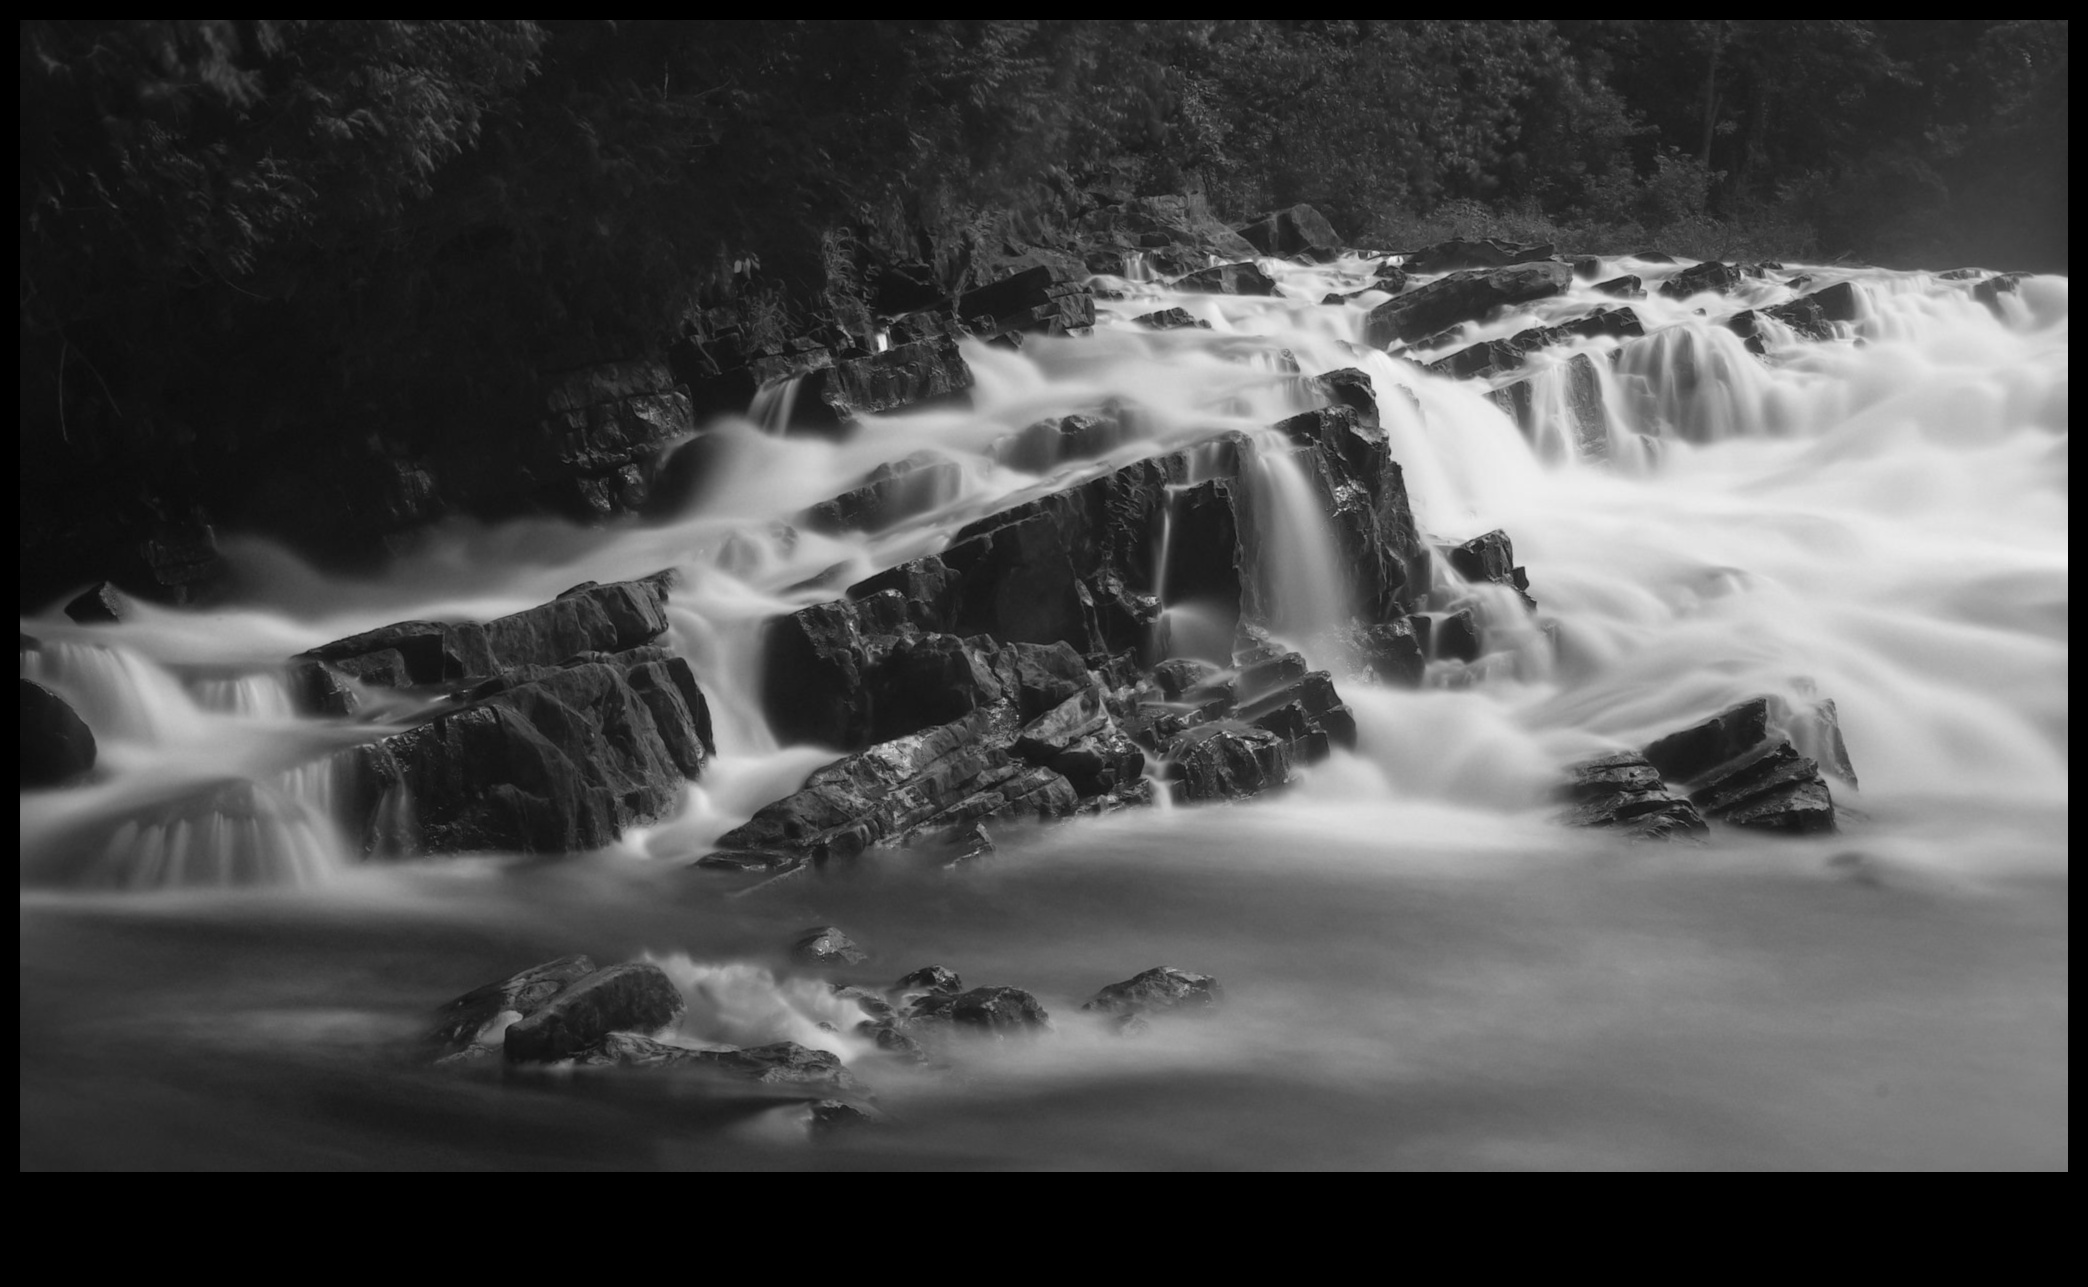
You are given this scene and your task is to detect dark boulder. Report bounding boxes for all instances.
[1414,609,1481,663]
[1349,619,1426,686]
[794,925,869,967]
[21,680,97,787]
[1398,238,1556,275]
[760,593,1006,750]
[991,411,1131,474]
[910,985,1052,1035]
[1642,696,1848,834]
[1365,261,1573,348]
[1558,751,1709,840]
[63,582,134,624]
[1726,281,1864,353]
[809,1099,881,1135]
[1312,368,1381,427]
[532,360,694,518]
[1593,274,1645,299]
[1657,261,1745,300]
[1132,307,1211,331]
[1236,204,1343,261]
[1570,255,1603,279]
[503,962,687,1063]
[1082,967,1224,1017]
[1165,720,1291,802]
[432,955,597,1051]
[1446,529,1537,610]
[1175,262,1280,296]
[1973,272,2028,317]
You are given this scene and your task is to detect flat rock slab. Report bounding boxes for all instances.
[433,954,597,1050]
[1365,261,1571,348]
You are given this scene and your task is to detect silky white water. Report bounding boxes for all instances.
[20,254,2067,1169]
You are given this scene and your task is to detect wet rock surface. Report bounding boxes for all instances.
[1236,204,1342,261]
[1559,751,1708,840]
[909,985,1052,1036]
[433,955,598,1051]
[1637,694,1852,835]
[503,962,688,1063]
[794,925,869,967]
[1083,967,1224,1018]
[21,679,97,787]
[1398,237,1556,275]
[1365,261,1573,348]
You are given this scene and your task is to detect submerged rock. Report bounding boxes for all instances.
[808,1099,881,1135]
[794,925,869,967]
[503,962,687,1063]
[20,679,96,788]
[1426,306,1643,381]
[893,965,963,996]
[433,955,597,1051]
[1592,274,1645,299]
[799,451,964,535]
[1132,307,1210,331]
[575,1033,856,1090]
[1082,967,1224,1017]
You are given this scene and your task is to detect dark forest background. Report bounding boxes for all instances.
[17,20,2068,602]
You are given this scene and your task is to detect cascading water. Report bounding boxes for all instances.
[20,250,2067,1169]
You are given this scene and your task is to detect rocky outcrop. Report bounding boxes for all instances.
[1973,272,2028,317]
[909,985,1052,1035]
[990,410,1132,474]
[1365,261,1573,348]
[1558,751,1708,840]
[503,961,688,1063]
[1132,307,1211,330]
[1593,274,1645,299]
[1427,306,1643,380]
[63,581,135,624]
[1640,695,1851,834]
[310,576,713,856]
[1236,204,1342,261]
[21,679,97,787]
[1398,238,1556,275]
[532,360,694,518]
[433,954,597,1051]
[957,264,1096,337]
[573,1033,855,1091]
[1444,529,1537,611]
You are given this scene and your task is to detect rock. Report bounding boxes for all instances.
[1427,306,1643,380]
[1593,274,1645,299]
[1446,529,1537,610]
[1973,272,2028,316]
[794,925,869,967]
[1558,751,1709,840]
[1398,238,1556,275]
[799,451,964,535]
[1236,204,1343,261]
[1642,696,1847,834]
[1082,966,1223,1018]
[1413,608,1481,663]
[1165,720,1291,802]
[1175,261,1280,296]
[760,594,1007,750]
[286,659,360,717]
[910,985,1052,1035]
[1631,250,1676,264]
[1488,352,1615,459]
[574,1033,855,1090]
[1348,619,1426,686]
[533,361,693,517]
[958,264,1095,336]
[1312,367,1381,427]
[301,576,674,688]
[1657,261,1745,300]
[991,411,1131,473]
[503,962,687,1063]
[894,965,963,996]
[808,1099,881,1135]
[20,680,97,787]
[1570,254,1603,279]
[63,582,133,624]
[1365,261,1572,348]
[1726,281,1864,352]
[714,705,1079,862]
[432,955,597,1051]
[1132,307,1210,330]
[788,334,976,433]
[335,646,711,855]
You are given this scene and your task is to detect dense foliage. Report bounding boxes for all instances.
[16,19,2068,596]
